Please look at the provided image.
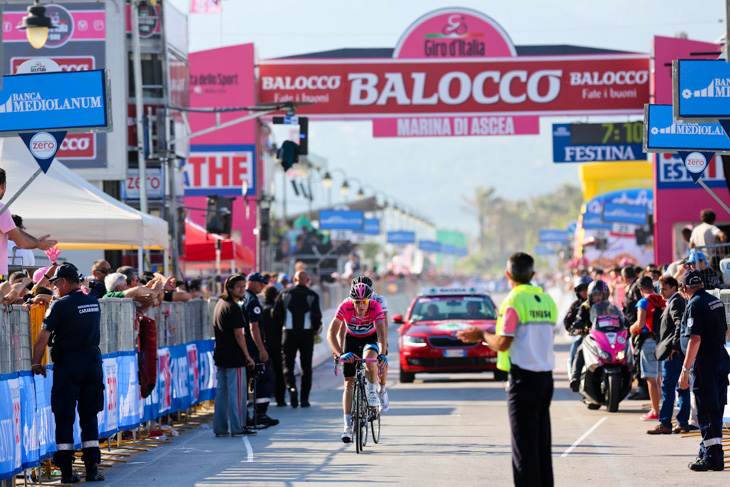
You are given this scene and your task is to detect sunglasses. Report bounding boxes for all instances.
[95,268,111,274]
[352,299,370,306]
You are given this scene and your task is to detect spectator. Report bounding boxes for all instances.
[275,238,291,263]
[686,251,723,290]
[629,276,666,421]
[690,209,727,266]
[679,225,693,259]
[242,272,278,428]
[212,274,256,437]
[622,266,648,400]
[88,260,111,299]
[678,269,730,471]
[647,275,690,435]
[277,273,290,290]
[103,272,158,302]
[116,266,139,287]
[261,285,286,407]
[0,168,56,279]
[343,253,360,280]
[8,215,35,268]
[273,271,322,408]
[188,278,203,298]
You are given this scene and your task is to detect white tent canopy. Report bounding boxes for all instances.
[0,138,168,250]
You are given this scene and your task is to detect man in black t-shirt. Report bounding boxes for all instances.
[30,263,105,483]
[212,274,256,437]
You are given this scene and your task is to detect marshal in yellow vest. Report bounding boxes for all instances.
[495,284,558,371]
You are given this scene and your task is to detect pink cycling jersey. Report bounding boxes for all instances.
[336,299,384,337]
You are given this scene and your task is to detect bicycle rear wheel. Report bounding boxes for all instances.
[371,407,380,443]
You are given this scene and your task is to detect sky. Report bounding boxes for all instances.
[169,0,726,235]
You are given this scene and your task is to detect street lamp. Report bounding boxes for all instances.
[321,171,332,188]
[18,1,53,49]
[341,180,350,196]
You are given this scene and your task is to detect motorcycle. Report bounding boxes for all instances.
[577,312,634,412]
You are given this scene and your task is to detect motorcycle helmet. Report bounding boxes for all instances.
[573,275,592,298]
[587,279,610,301]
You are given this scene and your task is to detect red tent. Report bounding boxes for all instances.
[182,219,255,267]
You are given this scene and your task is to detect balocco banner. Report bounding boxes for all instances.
[258,8,649,120]
[260,57,649,118]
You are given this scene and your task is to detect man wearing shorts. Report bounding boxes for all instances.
[327,280,386,443]
[629,276,666,421]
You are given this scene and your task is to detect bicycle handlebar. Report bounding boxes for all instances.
[338,358,379,363]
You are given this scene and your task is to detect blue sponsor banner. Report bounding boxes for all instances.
[535,245,555,256]
[354,218,380,235]
[552,123,643,163]
[441,244,456,254]
[539,229,569,243]
[455,247,468,257]
[387,231,415,244]
[581,212,612,230]
[655,152,727,189]
[644,104,730,153]
[675,60,730,120]
[418,240,442,252]
[319,210,364,230]
[0,70,110,135]
[602,202,647,225]
[0,340,216,480]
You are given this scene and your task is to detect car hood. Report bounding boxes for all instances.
[403,320,497,335]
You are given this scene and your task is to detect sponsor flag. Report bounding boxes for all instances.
[191,0,221,14]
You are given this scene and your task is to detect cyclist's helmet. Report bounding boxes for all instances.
[350,282,373,300]
[351,275,374,288]
[573,275,592,298]
[587,279,610,301]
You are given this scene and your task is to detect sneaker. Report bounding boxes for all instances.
[640,412,659,421]
[368,389,380,408]
[379,390,389,413]
[341,426,353,443]
[688,458,724,471]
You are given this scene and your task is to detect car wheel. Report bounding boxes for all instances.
[493,370,508,381]
[399,369,415,383]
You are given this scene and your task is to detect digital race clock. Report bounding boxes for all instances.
[570,122,643,145]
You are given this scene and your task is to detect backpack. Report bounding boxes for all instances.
[647,294,664,341]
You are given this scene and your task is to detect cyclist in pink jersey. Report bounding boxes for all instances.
[327,280,386,443]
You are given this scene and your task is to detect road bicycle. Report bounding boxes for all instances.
[336,357,381,453]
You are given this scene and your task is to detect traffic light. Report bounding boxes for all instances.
[278,140,299,172]
[206,195,233,235]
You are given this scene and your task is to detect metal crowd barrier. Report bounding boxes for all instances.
[693,243,730,290]
[0,305,32,375]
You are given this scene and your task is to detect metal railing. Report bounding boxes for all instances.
[0,305,32,375]
[692,243,730,290]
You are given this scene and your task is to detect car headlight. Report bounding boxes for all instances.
[403,335,427,347]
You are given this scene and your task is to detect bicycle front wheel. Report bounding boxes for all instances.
[354,383,362,454]
[359,382,368,449]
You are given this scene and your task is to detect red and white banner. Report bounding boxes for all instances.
[259,55,650,119]
[373,115,539,137]
[191,0,221,14]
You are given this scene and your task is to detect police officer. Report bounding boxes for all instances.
[243,272,278,427]
[30,263,105,483]
[458,253,557,487]
[678,269,730,471]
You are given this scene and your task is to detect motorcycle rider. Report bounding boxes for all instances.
[569,280,625,392]
[563,275,592,372]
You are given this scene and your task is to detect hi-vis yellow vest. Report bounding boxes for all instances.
[495,284,558,371]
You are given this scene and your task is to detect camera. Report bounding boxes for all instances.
[252,362,266,376]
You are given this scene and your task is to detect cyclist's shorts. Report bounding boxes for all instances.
[342,333,378,378]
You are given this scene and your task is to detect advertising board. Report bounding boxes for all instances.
[319,210,365,230]
[388,231,416,244]
[552,123,644,163]
[2,2,126,179]
[674,59,730,121]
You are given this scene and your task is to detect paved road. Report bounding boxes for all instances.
[104,326,729,486]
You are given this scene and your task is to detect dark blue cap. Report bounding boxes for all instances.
[247,272,267,284]
[49,263,81,282]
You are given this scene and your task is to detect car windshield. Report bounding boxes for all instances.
[409,295,497,322]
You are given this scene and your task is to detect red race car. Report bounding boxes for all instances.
[394,287,505,383]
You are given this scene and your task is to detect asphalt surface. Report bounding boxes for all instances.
[98,303,729,486]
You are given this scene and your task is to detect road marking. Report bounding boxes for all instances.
[243,436,253,462]
[561,417,607,457]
